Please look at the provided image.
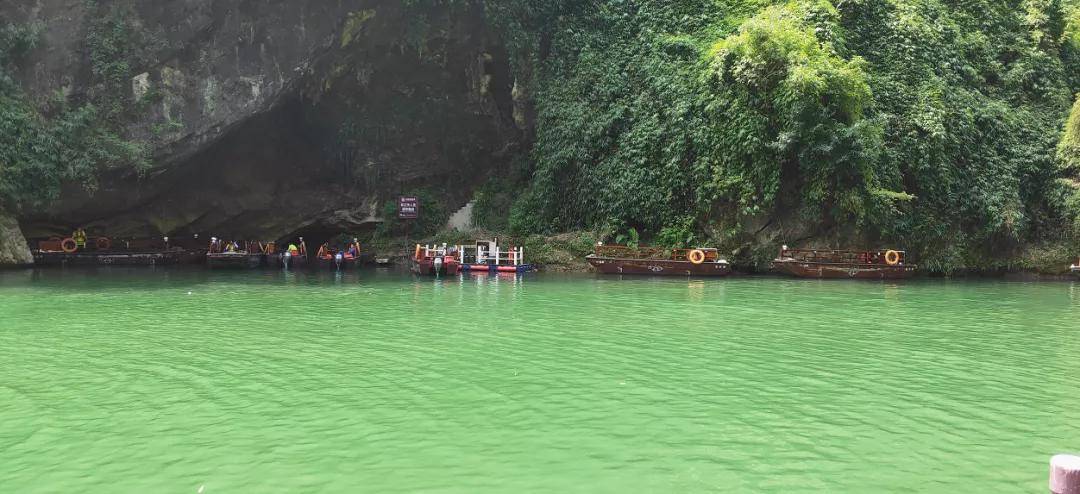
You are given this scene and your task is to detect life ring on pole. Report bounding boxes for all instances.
[688,249,706,265]
[95,237,111,251]
[885,250,901,266]
[61,238,78,253]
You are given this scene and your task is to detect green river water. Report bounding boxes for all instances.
[1,268,1078,492]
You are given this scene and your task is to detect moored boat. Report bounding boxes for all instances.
[771,246,916,279]
[411,244,460,276]
[272,238,310,269]
[456,239,536,274]
[1070,258,1079,277]
[316,252,354,270]
[315,239,364,271]
[207,252,264,269]
[586,244,732,276]
[31,235,203,266]
[206,240,266,269]
[274,251,310,269]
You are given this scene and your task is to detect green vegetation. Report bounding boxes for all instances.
[0,11,147,214]
[340,10,377,48]
[374,189,451,240]
[1060,95,1080,234]
[439,0,1080,272]
[3,0,1079,274]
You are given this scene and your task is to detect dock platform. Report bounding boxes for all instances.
[32,250,203,267]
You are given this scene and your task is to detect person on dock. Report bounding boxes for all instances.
[287,242,299,255]
[299,237,308,257]
[347,239,360,259]
[73,227,87,251]
[317,243,331,259]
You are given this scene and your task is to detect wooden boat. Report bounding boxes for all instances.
[207,252,264,269]
[586,245,732,276]
[32,236,204,266]
[206,240,269,269]
[316,254,356,270]
[411,244,460,276]
[771,246,917,279]
[315,240,363,270]
[456,239,536,274]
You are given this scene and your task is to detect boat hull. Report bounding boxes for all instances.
[587,255,732,276]
[1071,266,1079,278]
[411,259,460,276]
[207,253,265,269]
[771,260,916,279]
[273,253,310,269]
[461,264,535,274]
[316,257,358,271]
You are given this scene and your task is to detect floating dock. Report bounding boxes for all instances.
[586,245,730,276]
[32,250,203,267]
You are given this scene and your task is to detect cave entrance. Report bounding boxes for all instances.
[275,222,379,254]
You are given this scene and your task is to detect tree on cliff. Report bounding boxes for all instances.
[486,0,1080,270]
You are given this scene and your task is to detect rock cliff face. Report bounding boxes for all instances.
[0,212,32,266]
[3,0,523,246]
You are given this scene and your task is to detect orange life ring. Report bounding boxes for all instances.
[95,237,111,250]
[885,250,901,266]
[61,238,78,253]
[688,249,706,265]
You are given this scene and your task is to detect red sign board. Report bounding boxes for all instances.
[398,196,419,219]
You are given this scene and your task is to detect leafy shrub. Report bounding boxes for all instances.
[0,22,147,213]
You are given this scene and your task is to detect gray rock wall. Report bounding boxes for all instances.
[3,1,523,243]
[0,212,33,267]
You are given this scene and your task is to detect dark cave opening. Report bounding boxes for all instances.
[20,1,523,247]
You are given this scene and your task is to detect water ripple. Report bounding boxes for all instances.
[0,270,1078,492]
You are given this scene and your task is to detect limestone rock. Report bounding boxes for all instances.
[0,213,33,267]
[2,1,526,245]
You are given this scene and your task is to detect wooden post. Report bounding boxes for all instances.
[1052,455,1080,494]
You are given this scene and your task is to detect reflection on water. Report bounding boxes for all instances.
[0,269,1078,492]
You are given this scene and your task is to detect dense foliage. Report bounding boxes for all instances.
[0,7,147,214]
[465,0,1080,270]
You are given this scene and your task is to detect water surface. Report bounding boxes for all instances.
[1,268,1078,492]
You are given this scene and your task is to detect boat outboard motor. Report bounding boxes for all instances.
[434,256,444,276]
[283,251,291,269]
[335,253,343,271]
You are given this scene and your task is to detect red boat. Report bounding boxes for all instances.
[315,239,364,270]
[771,246,917,279]
[411,244,460,276]
[586,245,732,276]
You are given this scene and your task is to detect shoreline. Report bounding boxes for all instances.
[3,261,1078,281]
